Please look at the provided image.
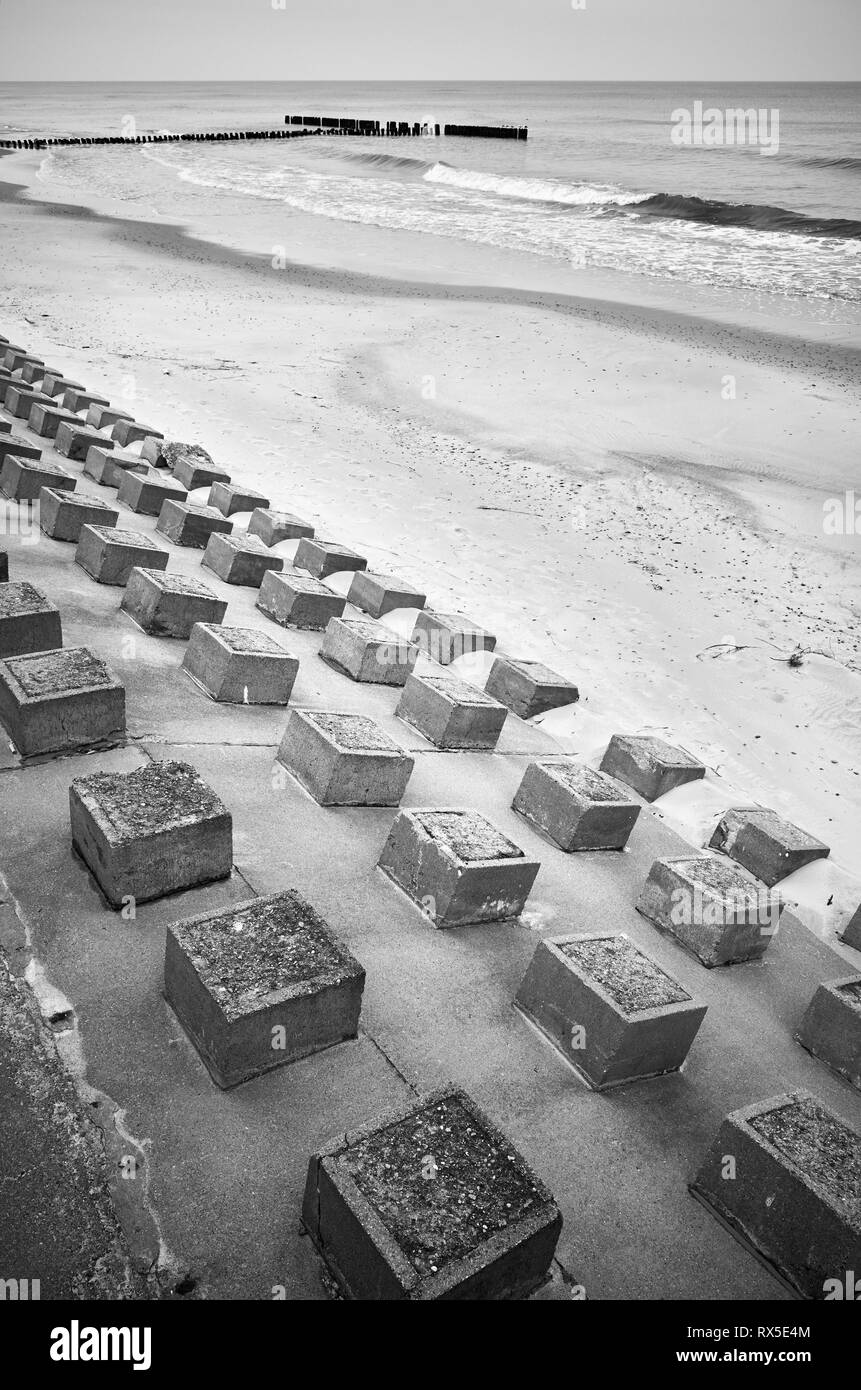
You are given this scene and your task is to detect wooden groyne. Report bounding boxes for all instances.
[0,130,315,151]
[286,115,528,140]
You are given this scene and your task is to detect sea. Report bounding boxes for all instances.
[1,80,859,304]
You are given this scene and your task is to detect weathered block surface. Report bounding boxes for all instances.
[513,761,641,852]
[396,671,507,751]
[347,570,426,619]
[116,469,188,517]
[28,403,81,438]
[111,419,164,447]
[85,403,133,429]
[709,807,830,887]
[276,710,413,806]
[320,616,419,687]
[515,932,706,1088]
[69,759,233,907]
[208,482,270,517]
[257,567,346,631]
[379,809,540,928]
[486,657,579,721]
[201,531,285,587]
[247,508,314,547]
[38,487,119,543]
[62,388,109,414]
[0,646,125,758]
[637,855,782,967]
[121,569,228,640]
[796,977,861,1092]
[0,582,63,658]
[182,623,298,704]
[42,373,84,399]
[0,455,75,503]
[155,499,234,549]
[600,734,706,802]
[411,610,497,666]
[294,536,367,580]
[0,434,41,465]
[55,422,113,462]
[84,446,147,489]
[164,889,365,1089]
[302,1085,562,1300]
[691,1093,861,1300]
[75,525,169,587]
[165,444,230,492]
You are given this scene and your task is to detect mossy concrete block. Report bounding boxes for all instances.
[709,807,830,888]
[396,671,507,751]
[294,536,367,580]
[302,1085,562,1301]
[165,446,230,492]
[62,388,109,414]
[0,646,125,758]
[38,488,119,543]
[277,710,413,806]
[0,455,75,503]
[513,760,641,852]
[55,422,113,462]
[411,610,497,666]
[486,657,579,720]
[111,419,164,447]
[691,1092,861,1300]
[69,759,233,907]
[41,372,85,399]
[164,889,365,1089]
[83,446,147,490]
[85,403,133,429]
[116,470,188,517]
[257,567,346,631]
[347,570,426,619]
[0,582,63,657]
[247,508,314,546]
[182,623,298,704]
[320,616,419,687]
[28,403,82,438]
[600,734,706,802]
[208,482,270,517]
[0,435,42,465]
[796,977,861,1092]
[155,499,234,549]
[379,809,540,928]
[121,569,227,640]
[75,525,169,587]
[201,532,284,588]
[637,855,782,967]
[515,932,706,1088]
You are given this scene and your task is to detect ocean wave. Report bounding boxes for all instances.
[333,148,439,174]
[792,154,861,174]
[423,162,641,206]
[630,191,861,240]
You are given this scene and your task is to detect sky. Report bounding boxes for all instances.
[0,0,859,82]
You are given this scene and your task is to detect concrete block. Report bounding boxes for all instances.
[0,419,10,434]
[19,361,55,385]
[347,570,426,618]
[379,809,540,928]
[842,905,861,951]
[121,569,227,640]
[396,671,507,751]
[294,536,367,580]
[276,710,413,806]
[247,508,314,547]
[208,482,270,517]
[155,499,233,549]
[411,610,497,665]
[182,623,298,703]
[637,855,782,967]
[117,469,188,517]
[600,734,706,802]
[62,388,110,414]
[4,348,43,372]
[83,446,146,489]
[0,583,63,658]
[162,444,230,492]
[28,402,81,438]
[691,1093,861,1300]
[38,487,118,542]
[302,1085,562,1300]
[75,524,169,587]
[0,552,7,582]
[320,616,419,686]
[796,976,861,1092]
[516,932,706,1088]
[486,657,579,720]
[0,646,125,758]
[201,531,284,587]
[513,760,641,852]
[111,419,164,448]
[55,421,113,461]
[69,759,233,907]
[709,807,830,887]
[8,387,51,419]
[164,889,365,1089]
[257,567,345,631]
[85,403,133,429]
[0,435,41,465]
[0,455,75,504]
[41,373,85,399]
